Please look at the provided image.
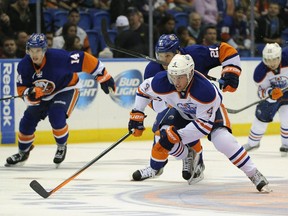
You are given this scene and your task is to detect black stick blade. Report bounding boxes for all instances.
[30,180,51,198]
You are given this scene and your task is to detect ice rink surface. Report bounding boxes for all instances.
[0,135,287,216]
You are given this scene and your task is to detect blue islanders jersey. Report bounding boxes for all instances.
[17,48,107,100]
[144,42,241,79]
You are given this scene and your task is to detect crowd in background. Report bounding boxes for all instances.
[1,0,288,59]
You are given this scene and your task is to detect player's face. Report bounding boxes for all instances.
[157,52,176,69]
[169,74,189,92]
[27,47,45,65]
[265,57,280,70]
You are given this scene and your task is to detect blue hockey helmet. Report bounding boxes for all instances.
[26,33,48,52]
[155,34,180,54]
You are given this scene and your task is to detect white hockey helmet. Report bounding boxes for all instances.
[262,43,282,70]
[167,54,195,86]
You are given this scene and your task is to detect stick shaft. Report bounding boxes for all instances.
[30,131,132,198]
[226,86,288,114]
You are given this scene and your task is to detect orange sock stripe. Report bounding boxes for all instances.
[18,132,35,143]
[192,140,202,153]
[53,125,69,138]
[233,151,247,165]
[151,142,169,160]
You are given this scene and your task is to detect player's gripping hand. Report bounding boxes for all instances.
[220,66,241,92]
[269,87,283,100]
[159,126,182,151]
[23,86,44,106]
[128,110,146,137]
[96,70,116,94]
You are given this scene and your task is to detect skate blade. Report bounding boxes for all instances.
[280,151,287,157]
[260,185,272,193]
[188,173,204,185]
[4,161,26,167]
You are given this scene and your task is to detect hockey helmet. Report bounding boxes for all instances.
[155,34,180,54]
[26,33,48,53]
[262,43,282,70]
[168,54,194,88]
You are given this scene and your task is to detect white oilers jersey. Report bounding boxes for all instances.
[254,47,288,100]
[135,71,222,144]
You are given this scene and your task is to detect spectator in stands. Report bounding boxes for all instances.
[55,8,91,54]
[156,13,176,36]
[0,37,17,58]
[174,0,194,13]
[53,22,77,49]
[15,31,28,58]
[220,7,251,53]
[176,26,196,47]
[114,15,148,58]
[199,24,218,45]
[63,35,82,51]
[255,2,285,45]
[126,6,158,56]
[109,0,134,25]
[94,0,111,10]
[187,11,204,43]
[0,8,14,45]
[194,0,218,26]
[6,0,45,34]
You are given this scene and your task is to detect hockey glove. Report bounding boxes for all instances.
[129,110,146,137]
[220,66,241,92]
[159,126,182,151]
[23,86,44,106]
[269,87,283,100]
[96,70,116,94]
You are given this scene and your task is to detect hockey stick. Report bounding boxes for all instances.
[226,86,288,114]
[30,130,133,198]
[0,94,26,101]
[100,19,223,84]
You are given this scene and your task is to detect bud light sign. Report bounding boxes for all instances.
[76,72,98,109]
[0,61,16,144]
[110,70,143,108]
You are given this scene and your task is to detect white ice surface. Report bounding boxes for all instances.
[0,135,287,216]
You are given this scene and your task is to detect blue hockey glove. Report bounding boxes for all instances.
[220,66,241,92]
[159,126,182,151]
[100,77,115,94]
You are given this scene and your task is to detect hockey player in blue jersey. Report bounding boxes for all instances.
[128,54,271,192]
[133,34,242,184]
[5,33,115,166]
[243,43,288,156]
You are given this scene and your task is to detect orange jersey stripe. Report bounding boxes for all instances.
[82,52,99,73]
[219,42,238,63]
[220,103,231,129]
[17,86,27,96]
[67,73,79,87]
[67,89,80,117]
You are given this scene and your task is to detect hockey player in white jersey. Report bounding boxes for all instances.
[243,43,288,156]
[128,54,271,192]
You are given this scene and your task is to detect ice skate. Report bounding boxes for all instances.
[5,145,34,167]
[243,143,260,151]
[132,166,164,181]
[249,169,272,193]
[183,148,205,184]
[280,145,288,157]
[182,147,193,180]
[53,144,67,165]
